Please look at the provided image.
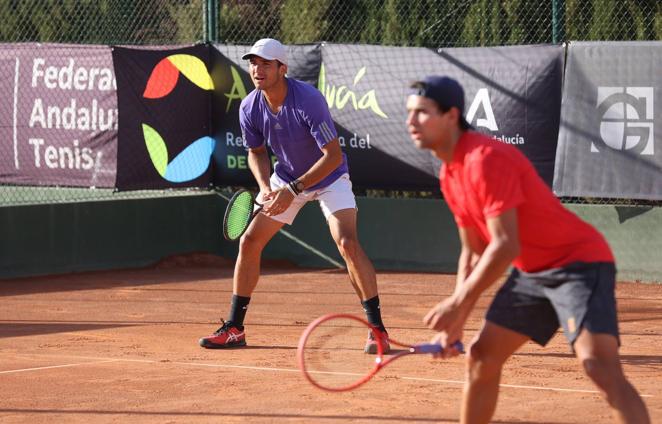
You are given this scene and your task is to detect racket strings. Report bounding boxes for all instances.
[301,317,379,390]
[225,192,254,240]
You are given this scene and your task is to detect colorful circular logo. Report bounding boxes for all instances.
[142,54,216,183]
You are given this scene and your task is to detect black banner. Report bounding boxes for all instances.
[316,44,563,189]
[113,43,563,191]
[317,44,440,189]
[113,45,214,190]
[435,45,564,187]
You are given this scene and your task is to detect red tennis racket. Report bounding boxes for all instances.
[297,313,464,392]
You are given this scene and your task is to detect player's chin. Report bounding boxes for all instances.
[409,134,424,147]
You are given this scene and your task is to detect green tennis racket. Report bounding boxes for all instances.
[222,189,263,241]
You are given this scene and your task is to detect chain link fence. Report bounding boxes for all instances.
[217,0,661,46]
[0,0,660,206]
[0,0,206,206]
[0,0,204,45]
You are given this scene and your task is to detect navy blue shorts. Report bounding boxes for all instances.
[485,262,619,347]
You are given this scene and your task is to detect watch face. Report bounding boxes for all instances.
[296,181,304,191]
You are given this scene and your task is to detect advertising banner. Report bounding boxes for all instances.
[319,43,563,189]
[113,44,214,190]
[0,43,117,187]
[553,41,662,200]
[211,43,563,190]
[316,44,441,189]
[0,42,564,192]
[435,44,564,187]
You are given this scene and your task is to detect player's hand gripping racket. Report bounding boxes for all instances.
[222,189,263,241]
[297,313,464,392]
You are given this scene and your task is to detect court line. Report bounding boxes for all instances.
[0,359,121,375]
[5,353,654,398]
[176,362,655,397]
[172,361,301,374]
[399,376,621,396]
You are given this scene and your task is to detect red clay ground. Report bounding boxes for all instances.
[1,254,660,423]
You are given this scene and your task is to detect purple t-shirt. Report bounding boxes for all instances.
[239,78,348,190]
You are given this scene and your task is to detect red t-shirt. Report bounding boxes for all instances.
[441,131,614,272]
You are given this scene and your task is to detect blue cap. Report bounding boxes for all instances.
[410,76,471,129]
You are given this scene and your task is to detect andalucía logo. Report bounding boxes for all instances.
[142,54,215,183]
[317,64,388,119]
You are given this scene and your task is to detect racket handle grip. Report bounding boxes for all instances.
[414,341,465,354]
[415,343,443,354]
[450,340,465,353]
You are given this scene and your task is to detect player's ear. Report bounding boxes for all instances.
[278,63,288,77]
[449,107,461,127]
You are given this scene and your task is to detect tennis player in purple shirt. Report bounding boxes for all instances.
[199,38,389,353]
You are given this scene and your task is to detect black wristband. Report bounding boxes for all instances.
[285,183,297,196]
[288,180,301,195]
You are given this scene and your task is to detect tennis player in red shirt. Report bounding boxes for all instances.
[406,76,650,424]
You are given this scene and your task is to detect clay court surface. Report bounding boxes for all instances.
[1,254,660,423]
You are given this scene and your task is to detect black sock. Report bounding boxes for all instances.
[361,295,386,332]
[228,295,251,328]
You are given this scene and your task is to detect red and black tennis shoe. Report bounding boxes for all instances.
[199,320,246,349]
[364,330,390,354]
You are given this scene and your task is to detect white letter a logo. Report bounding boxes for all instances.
[466,88,498,131]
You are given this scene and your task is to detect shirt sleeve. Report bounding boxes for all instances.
[300,89,338,148]
[239,104,264,149]
[468,151,525,219]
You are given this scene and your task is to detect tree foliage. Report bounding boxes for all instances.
[0,0,659,45]
[0,0,202,44]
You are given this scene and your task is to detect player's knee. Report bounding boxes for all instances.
[336,235,359,259]
[466,341,504,382]
[581,357,623,396]
[582,358,635,409]
[239,231,266,253]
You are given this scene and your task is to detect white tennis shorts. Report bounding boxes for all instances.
[262,173,357,225]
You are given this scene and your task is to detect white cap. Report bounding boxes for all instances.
[241,38,288,66]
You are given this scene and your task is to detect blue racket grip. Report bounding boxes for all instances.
[414,341,464,354]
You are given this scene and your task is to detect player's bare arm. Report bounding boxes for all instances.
[297,138,344,188]
[247,145,274,198]
[424,208,520,349]
[247,145,272,192]
[455,208,520,303]
[454,226,486,295]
